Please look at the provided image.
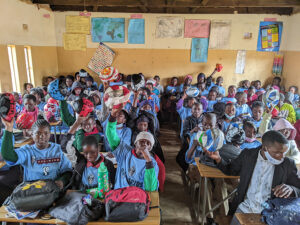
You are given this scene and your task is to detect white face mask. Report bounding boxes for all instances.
[225,113,235,120]
[264,150,284,165]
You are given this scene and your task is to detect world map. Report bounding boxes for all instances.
[91,18,125,43]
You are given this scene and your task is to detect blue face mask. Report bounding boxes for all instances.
[225,113,235,120]
[264,150,284,165]
[116,124,124,129]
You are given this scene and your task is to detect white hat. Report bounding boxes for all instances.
[146,78,156,86]
[134,131,155,148]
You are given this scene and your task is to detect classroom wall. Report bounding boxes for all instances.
[0,0,58,92]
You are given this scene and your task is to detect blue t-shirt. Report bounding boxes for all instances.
[6,142,72,181]
[207,100,217,112]
[166,86,179,94]
[235,104,252,116]
[38,102,47,112]
[221,97,237,104]
[240,140,261,150]
[185,133,202,165]
[201,89,209,97]
[82,166,98,189]
[237,87,248,93]
[113,141,159,190]
[177,107,192,138]
[214,85,225,96]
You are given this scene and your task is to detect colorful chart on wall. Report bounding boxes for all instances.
[184,19,210,38]
[91,18,125,43]
[156,17,183,38]
[128,19,145,44]
[209,20,231,49]
[257,21,283,52]
[191,38,209,63]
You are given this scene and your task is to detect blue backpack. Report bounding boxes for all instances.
[261,198,300,225]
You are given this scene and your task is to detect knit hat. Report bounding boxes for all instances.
[103,85,130,109]
[134,131,155,148]
[99,66,119,82]
[273,118,296,140]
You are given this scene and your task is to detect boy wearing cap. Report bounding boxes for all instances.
[106,107,159,191]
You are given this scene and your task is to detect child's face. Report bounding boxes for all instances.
[252,106,263,121]
[32,93,41,104]
[289,87,296,94]
[66,78,73,87]
[76,75,80,81]
[279,128,291,139]
[202,117,216,131]
[244,81,250,88]
[141,104,152,111]
[245,126,256,139]
[225,105,236,116]
[154,77,160,84]
[137,121,148,132]
[238,94,247,104]
[248,89,255,96]
[135,139,152,158]
[217,78,223,86]
[192,105,202,118]
[254,81,261,89]
[146,84,153,92]
[86,81,93,87]
[24,99,36,112]
[74,88,82,95]
[187,98,195,108]
[32,126,51,150]
[272,79,279,86]
[47,78,53,85]
[198,83,206,91]
[13,93,19,103]
[208,91,217,101]
[172,79,178,86]
[228,87,236,96]
[116,111,126,124]
[92,95,101,105]
[198,77,205,83]
[82,118,96,133]
[26,84,32,92]
[83,145,99,163]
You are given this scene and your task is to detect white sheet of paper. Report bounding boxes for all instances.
[235,50,246,74]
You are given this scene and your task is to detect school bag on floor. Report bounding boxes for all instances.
[104,186,150,222]
[261,197,300,225]
[4,180,61,211]
[49,191,105,225]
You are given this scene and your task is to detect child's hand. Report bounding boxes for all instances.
[55,180,64,190]
[141,147,152,162]
[76,116,87,124]
[191,126,200,133]
[273,184,293,198]
[2,118,14,132]
[203,147,221,164]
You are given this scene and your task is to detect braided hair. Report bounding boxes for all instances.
[32,115,51,132]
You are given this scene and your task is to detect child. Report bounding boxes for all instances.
[206,90,218,112]
[205,130,300,221]
[70,135,116,191]
[237,80,250,93]
[146,81,160,112]
[196,73,206,85]
[1,116,72,189]
[275,93,296,124]
[66,75,74,94]
[222,85,237,104]
[166,77,179,95]
[13,92,23,115]
[23,82,33,95]
[179,75,193,93]
[246,86,257,106]
[218,103,236,133]
[214,76,225,97]
[154,75,164,96]
[288,86,299,105]
[269,76,282,91]
[235,92,252,117]
[20,94,39,123]
[84,76,98,96]
[254,80,265,93]
[106,108,159,191]
[240,121,261,150]
[197,82,209,97]
[248,101,264,128]
[30,88,46,112]
[67,81,86,101]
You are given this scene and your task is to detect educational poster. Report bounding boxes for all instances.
[88,42,115,74]
[272,52,284,75]
[209,20,231,49]
[257,21,283,52]
[128,19,145,44]
[156,17,183,38]
[184,19,210,38]
[63,33,86,51]
[66,15,90,34]
[91,18,125,43]
[235,50,246,74]
[191,38,209,63]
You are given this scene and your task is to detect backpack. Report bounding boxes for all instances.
[104,186,150,222]
[4,180,61,211]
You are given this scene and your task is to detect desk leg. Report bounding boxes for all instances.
[54,126,57,143]
[201,177,207,225]
[196,176,202,222]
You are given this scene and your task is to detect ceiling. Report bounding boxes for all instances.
[31,0,300,15]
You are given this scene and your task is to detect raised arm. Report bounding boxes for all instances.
[1,119,18,162]
[60,100,76,127]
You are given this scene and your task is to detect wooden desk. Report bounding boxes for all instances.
[0,192,160,225]
[195,157,239,225]
[14,138,33,148]
[235,213,265,225]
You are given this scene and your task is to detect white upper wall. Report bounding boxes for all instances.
[0,0,57,46]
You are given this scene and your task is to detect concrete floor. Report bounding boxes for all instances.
[159,124,196,225]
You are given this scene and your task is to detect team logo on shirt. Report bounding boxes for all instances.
[129,166,136,176]
[31,156,36,165]
[43,166,50,176]
[88,175,95,185]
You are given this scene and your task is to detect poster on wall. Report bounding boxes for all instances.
[191,38,209,63]
[91,18,125,43]
[66,16,90,34]
[63,33,86,51]
[128,19,145,44]
[257,21,283,52]
[209,20,231,49]
[156,17,183,38]
[184,19,210,38]
[235,50,246,74]
[88,42,115,74]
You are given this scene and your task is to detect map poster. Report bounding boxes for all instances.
[91,18,125,43]
[156,17,183,38]
[257,21,283,52]
[191,38,209,63]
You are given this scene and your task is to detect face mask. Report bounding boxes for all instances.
[264,150,284,165]
[225,113,235,120]
[116,124,124,129]
[245,137,256,143]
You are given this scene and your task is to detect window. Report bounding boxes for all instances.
[7,45,20,92]
[24,46,35,86]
